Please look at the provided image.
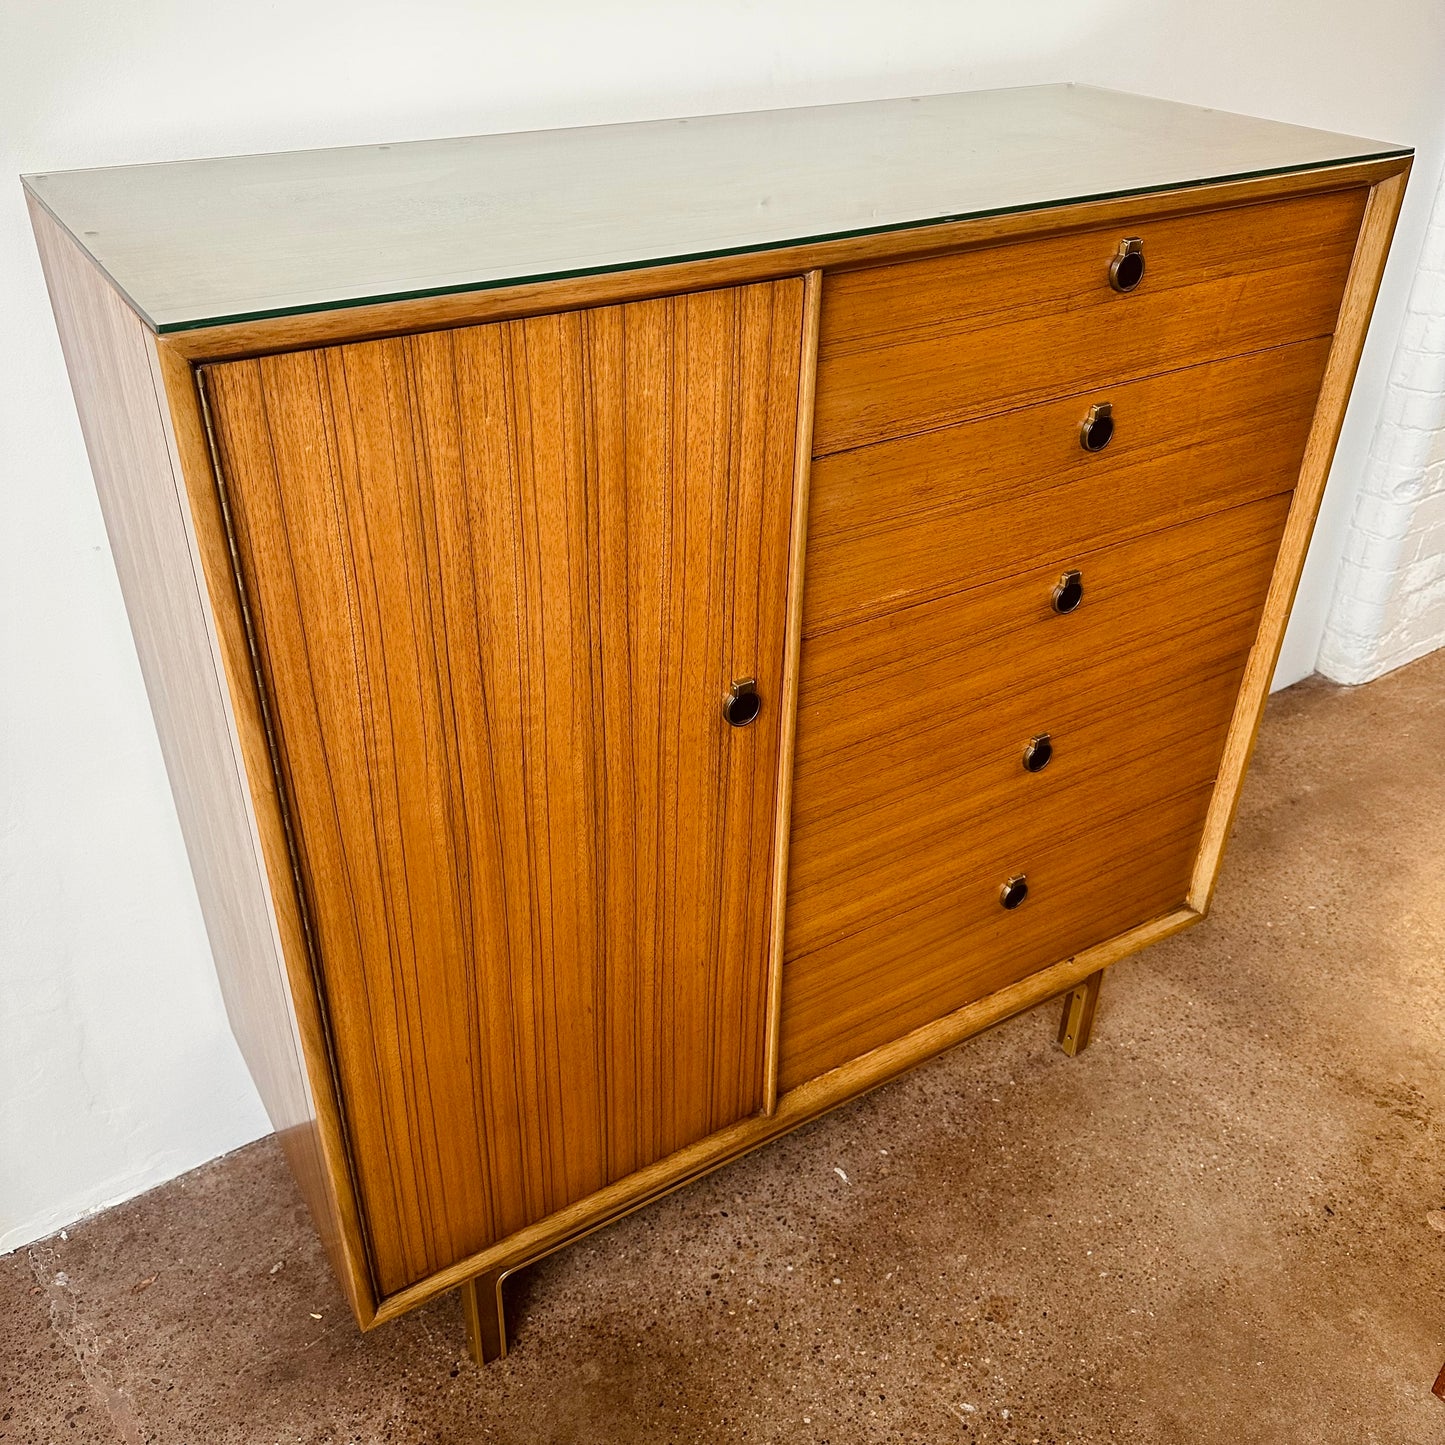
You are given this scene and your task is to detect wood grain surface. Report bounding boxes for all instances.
[760,270,823,1113]
[204,280,805,1294]
[812,187,1366,454]
[781,781,1216,1089]
[780,494,1293,1086]
[805,337,1332,633]
[26,198,378,1320]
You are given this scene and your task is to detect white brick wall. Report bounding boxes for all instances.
[1319,166,1445,683]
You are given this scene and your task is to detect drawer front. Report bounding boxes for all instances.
[205,281,805,1295]
[813,187,1365,455]
[779,492,1293,1088]
[806,337,1330,633]
[780,780,1216,1091]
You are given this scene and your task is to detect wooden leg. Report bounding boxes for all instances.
[460,1266,510,1365]
[1056,969,1105,1056]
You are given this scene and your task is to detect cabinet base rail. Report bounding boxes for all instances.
[454,954,1130,1362]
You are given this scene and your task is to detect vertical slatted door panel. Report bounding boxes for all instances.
[203,278,805,1296]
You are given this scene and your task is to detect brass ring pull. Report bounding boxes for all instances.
[1080,402,1114,452]
[1110,236,1145,292]
[1052,570,1084,615]
[724,678,761,728]
[1022,734,1053,773]
[1000,875,1029,910]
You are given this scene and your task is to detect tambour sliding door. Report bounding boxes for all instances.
[202,279,806,1295]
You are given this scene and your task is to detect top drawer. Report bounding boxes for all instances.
[812,187,1366,455]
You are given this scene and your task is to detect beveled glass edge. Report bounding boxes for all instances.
[155,149,1412,334]
[31,147,1411,336]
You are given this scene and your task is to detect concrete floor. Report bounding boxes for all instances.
[4,652,1444,1444]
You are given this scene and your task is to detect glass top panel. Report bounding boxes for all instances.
[23,84,1408,334]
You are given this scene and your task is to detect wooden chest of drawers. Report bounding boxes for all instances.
[26,84,1410,1362]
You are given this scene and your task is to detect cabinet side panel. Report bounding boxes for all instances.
[27,197,375,1323]
[1189,161,1412,909]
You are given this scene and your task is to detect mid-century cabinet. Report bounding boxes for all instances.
[26,86,1410,1361]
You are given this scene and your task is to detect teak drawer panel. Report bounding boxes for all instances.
[204,281,805,1296]
[787,644,1259,963]
[779,493,1293,1083]
[794,492,1292,785]
[787,493,1292,958]
[812,187,1365,455]
[805,337,1330,634]
[779,780,1215,1090]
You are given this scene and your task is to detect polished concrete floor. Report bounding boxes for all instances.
[4,651,1444,1444]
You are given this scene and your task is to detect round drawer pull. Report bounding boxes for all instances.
[723,677,762,728]
[1022,734,1053,773]
[1051,570,1084,614]
[1000,875,1029,910]
[1109,236,1145,293]
[1079,402,1114,452]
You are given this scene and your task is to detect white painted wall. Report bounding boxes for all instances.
[4,1,1444,1252]
[1319,162,1445,681]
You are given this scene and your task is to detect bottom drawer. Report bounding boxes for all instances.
[779,780,1214,1089]
[778,493,1292,1090]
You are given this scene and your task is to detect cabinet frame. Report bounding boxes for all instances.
[27,149,1409,1332]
